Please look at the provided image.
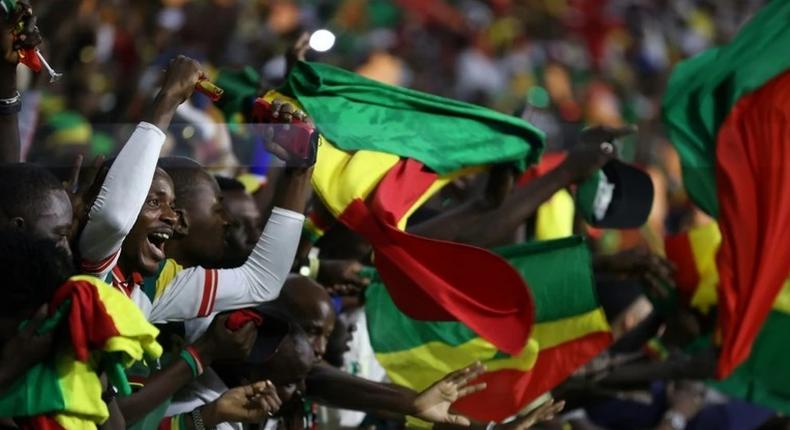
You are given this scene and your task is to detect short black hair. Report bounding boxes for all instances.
[0,163,65,220]
[0,228,75,316]
[215,176,246,192]
[158,156,214,205]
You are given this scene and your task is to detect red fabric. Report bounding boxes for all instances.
[18,416,68,430]
[19,48,42,73]
[517,152,567,186]
[664,232,702,304]
[452,331,612,421]
[225,309,264,331]
[714,70,790,378]
[49,280,121,362]
[338,159,534,356]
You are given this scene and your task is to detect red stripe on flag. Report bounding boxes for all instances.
[714,70,790,378]
[371,158,439,223]
[452,331,613,421]
[665,232,702,303]
[338,159,535,355]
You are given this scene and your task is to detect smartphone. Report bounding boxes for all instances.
[251,99,318,167]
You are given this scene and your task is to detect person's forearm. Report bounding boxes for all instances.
[100,398,126,430]
[145,91,182,132]
[410,164,576,247]
[0,64,19,163]
[609,310,664,354]
[116,360,194,425]
[117,341,216,425]
[271,167,312,215]
[306,364,417,416]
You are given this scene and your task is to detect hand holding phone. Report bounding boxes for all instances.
[252,98,318,167]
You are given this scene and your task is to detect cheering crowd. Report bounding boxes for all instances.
[2,0,790,430]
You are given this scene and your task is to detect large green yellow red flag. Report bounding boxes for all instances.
[0,276,162,430]
[268,62,546,356]
[666,223,790,413]
[366,236,612,423]
[662,0,790,378]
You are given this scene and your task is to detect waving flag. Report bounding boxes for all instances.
[266,62,545,355]
[666,223,790,413]
[366,237,612,422]
[662,0,790,378]
[0,276,162,430]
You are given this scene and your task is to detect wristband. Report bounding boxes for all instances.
[180,346,204,378]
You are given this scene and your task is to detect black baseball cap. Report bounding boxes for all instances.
[576,159,654,229]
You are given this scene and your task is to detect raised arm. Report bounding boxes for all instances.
[0,2,40,163]
[410,125,636,248]
[79,57,204,274]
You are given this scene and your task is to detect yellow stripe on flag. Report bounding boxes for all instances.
[688,222,721,314]
[535,189,575,240]
[375,308,609,390]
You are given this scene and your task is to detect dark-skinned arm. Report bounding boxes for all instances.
[117,315,256,425]
[305,363,417,417]
[409,164,576,248]
[0,3,41,163]
[609,310,665,354]
[410,125,636,248]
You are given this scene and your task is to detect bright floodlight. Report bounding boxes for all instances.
[309,29,336,52]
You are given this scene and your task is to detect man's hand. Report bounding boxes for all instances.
[158,55,204,105]
[497,399,565,430]
[666,380,705,420]
[0,304,53,386]
[0,1,41,66]
[285,32,310,78]
[148,55,204,131]
[560,125,637,183]
[317,260,370,294]
[192,314,257,365]
[413,362,487,425]
[262,99,312,165]
[200,380,282,426]
[595,250,676,299]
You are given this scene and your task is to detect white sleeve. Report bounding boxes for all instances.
[148,207,304,323]
[79,122,166,276]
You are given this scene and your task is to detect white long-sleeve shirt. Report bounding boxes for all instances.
[103,207,304,323]
[79,121,166,275]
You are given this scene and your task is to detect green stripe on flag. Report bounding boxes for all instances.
[281,61,545,174]
[366,236,600,354]
[662,0,790,216]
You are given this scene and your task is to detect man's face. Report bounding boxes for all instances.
[121,169,178,276]
[28,189,73,258]
[221,189,262,267]
[177,174,232,268]
[296,300,336,361]
[251,336,314,403]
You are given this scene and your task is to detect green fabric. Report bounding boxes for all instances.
[0,304,70,416]
[575,170,603,224]
[215,66,262,121]
[709,310,790,413]
[367,236,597,353]
[281,61,545,174]
[661,0,790,217]
[0,358,66,416]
